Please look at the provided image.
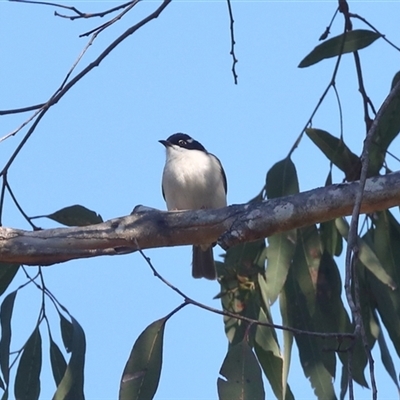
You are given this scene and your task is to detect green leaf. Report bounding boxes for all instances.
[49,337,67,387]
[283,264,337,399]
[366,211,400,356]
[217,340,265,400]
[299,29,381,68]
[279,288,293,400]
[0,264,19,297]
[369,71,400,176]
[305,128,360,181]
[265,157,299,304]
[59,313,73,353]
[320,172,342,257]
[119,317,166,400]
[36,205,103,227]
[335,217,396,289]
[316,252,367,387]
[375,311,400,391]
[266,231,296,305]
[53,316,86,400]
[255,308,294,400]
[14,327,42,400]
[0,291,17,387]
[266,157,299,199]
[339,365,348,400]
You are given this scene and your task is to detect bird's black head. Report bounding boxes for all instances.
[161,133,207,152]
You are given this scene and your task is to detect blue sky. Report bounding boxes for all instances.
[1,1,400,399]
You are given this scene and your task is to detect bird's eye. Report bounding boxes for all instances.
[178,139,186,146]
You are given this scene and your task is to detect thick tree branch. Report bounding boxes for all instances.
[1,172,400,265]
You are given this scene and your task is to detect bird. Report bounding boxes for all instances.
[159,133,227,280]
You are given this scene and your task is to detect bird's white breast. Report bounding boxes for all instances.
[162,147,226,211]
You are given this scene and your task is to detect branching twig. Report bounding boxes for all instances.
[288,20,348,157]
[345,73,400,400]
[0,103,45,116]
[1,0,172,174]
[10,0,136,21]
[226,0,238,85]
[136,243,355,341]
[79,0,140,38]
[349,13,400,53]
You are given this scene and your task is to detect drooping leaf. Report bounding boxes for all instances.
[320,172,342,257]
[339,365,348,400]
[49,337,67,387]
[316,252,367,387]
[265,157,299,303]
[14,327,42,400]
[218,340,265,400]
[283,263,337,399]
[299,29,381,68]
[265,232,296,305]
[266,157,299,199]
[0,264,19,297]
[305,128,361,181]
[335,217,396,289]
[53,316,86,400]
[279,288,293,400]
[254,307,294,400]
[33,205,103,227]
[368,71,400,176]
[59,313,73,353]
[366,211,400,356]
[374,310,400,391]
[119,317,166,400]
[0,291,17,387]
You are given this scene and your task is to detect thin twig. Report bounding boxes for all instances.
[79,0,140,37]
[353,51,375,133]
[0,0,171,175]
[136,243,355,341]
[226,0,238,85]
[10,0,136,21]
[345,74,400,400]
[5,181,39,230]
[332,83,344,139]
[0,103,45,116]
[319,7,339,41]
[288,20,348,157]
[349,13,400,52]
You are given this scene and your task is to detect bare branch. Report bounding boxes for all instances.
[226,0,238,84]
[1,172,400,265]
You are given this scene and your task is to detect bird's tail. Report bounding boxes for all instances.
[192,245,216,280]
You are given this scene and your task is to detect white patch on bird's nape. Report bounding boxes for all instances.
[187,137,193,143]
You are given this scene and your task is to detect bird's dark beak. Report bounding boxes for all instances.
[159,140,171,147]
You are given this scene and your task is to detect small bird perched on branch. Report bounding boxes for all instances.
[159,133,227,280]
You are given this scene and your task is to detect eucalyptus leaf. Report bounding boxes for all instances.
[119,317,166,400]
[265,157,299,303]
[369,71,400,176]
[53,316,86,400]
[335,217,396,289]
[14,328,42,400]
[305,128,360,181]
[0,291,17,387]
[218,340,265,400]
[33,205,103,227]
[255,308,294,400]
[299,29,381,68]
[0,264,19,297]
[49,337,67,387]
